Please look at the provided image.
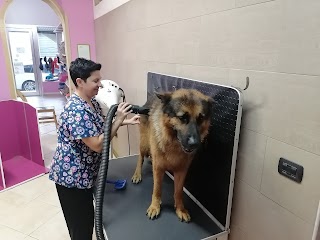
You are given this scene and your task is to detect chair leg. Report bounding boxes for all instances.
[53,111,58,129]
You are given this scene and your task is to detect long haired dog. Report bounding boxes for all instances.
[131,88,214,222]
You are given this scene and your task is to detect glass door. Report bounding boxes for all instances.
[7,26,41,96]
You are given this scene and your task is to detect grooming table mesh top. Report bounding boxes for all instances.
[102,156,222,240]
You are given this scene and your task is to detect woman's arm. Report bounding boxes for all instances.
[81,118,123,153]
[82,102,135,153]
[121,114,140,126]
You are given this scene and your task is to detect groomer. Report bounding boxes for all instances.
[48,58,140,240]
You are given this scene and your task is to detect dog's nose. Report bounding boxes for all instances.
[187,136,200,149]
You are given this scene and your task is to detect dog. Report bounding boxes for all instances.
[131,88,214,222]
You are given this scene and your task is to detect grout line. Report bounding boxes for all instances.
[28,210,62,238]
[235,177,314,225]
[142,60,320,78]
[40,129,57,135]
[127,8,233,33]
[126,0,276,33]
[0,223,28,235]
[259,137,269,191]
[235,0,275,10]
[242,127,320,157]
[33,194,61,209]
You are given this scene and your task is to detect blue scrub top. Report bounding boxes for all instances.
[49,93,105,189]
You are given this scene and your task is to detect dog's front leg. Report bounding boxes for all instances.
[146,162,164,220]
[174,170,191,222]
[131,154,144,184]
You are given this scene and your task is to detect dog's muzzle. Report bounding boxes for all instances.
[182,136,200,153]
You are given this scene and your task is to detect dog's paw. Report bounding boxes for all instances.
[176,208,191,223]
[146,203,161,220]
[131,173,142,184]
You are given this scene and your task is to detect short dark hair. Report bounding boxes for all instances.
[69,58,102,87]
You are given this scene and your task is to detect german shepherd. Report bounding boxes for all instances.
[131,88,214,222]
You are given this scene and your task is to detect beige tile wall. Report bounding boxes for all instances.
[94,0,320,238]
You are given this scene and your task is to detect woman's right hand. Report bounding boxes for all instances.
[115,102,132,122]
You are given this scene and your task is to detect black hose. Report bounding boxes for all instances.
[94,103,119,240]
[94,103,149,240]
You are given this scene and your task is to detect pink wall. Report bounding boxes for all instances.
[0,0,96,100]
[57,0,97,61]
[0,32,11,100]
[0,0,11,100]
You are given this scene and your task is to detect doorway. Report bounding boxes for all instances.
[4,0,69,99]
[6,25,42,96]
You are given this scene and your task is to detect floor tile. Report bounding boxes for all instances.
[24,237,39,240]
[35,186,61,208]
[0,199,60,235]
[9,175,56,202]
[30,212,69,240]
[40,134,58,156]
[0,224,27,239]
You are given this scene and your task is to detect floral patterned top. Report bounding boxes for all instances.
[49,93,105,189]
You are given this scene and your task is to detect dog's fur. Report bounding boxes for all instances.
[131,88,213,222]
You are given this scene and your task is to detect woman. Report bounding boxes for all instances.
[48,58,140,240]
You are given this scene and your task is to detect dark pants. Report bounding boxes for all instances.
[56,184,94,240]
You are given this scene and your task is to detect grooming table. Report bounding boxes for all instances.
[100,72,243,240]
[101,155,224,240]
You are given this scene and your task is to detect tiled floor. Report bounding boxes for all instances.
[0,94,97,240]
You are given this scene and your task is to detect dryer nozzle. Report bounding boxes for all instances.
[130,105,150,115]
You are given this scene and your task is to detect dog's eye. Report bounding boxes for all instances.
[177,114,189,124]
[197,114,205,123]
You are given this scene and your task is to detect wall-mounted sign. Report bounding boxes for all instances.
[77,44,91,60]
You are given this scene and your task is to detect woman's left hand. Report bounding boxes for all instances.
[123,115,140,125]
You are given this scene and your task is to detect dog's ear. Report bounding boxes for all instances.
[155,92,172,105]
[208,97,215,109]
[204,97,215,117]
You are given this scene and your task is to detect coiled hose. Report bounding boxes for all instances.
[94,103,119,240]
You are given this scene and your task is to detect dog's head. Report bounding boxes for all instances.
[156,89,214,154]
